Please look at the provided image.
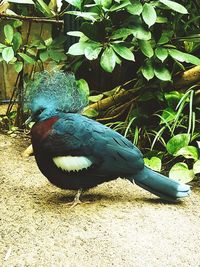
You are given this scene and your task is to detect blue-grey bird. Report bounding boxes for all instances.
[26,71,190,204]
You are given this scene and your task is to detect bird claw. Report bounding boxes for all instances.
[67,189,91,209]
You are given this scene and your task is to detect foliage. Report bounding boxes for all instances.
[65,0,200,81]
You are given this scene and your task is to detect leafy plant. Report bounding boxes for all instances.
[65,0,200,81]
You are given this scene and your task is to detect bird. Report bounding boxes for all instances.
[26,71,190,205]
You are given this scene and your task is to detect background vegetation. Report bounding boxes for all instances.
[0,0,200,182]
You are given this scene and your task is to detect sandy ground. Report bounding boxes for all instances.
[0,133,200,267]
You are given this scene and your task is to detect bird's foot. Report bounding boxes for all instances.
[67,189,90,209]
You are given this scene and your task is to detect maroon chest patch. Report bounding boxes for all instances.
[31,116,59,144]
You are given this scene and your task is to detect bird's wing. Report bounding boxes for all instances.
[41,113,144,175]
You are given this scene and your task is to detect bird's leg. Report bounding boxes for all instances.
[69,189,83,209]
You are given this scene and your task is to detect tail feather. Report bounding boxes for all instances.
[132,166,191,201]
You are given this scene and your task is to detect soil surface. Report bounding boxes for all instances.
[0,133,200,267]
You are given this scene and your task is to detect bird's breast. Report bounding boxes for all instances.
[31,116,59,144]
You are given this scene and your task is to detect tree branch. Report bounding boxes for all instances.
[0,13,63,24]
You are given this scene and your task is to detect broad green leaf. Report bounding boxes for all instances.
[184,54,200,66]
[155,47,168,62]
[166,133,190,155]
[126,0,143,15]
[139,40,154,58]
[2,47,14,63]
[13,20,23,28]
[169,162,194,183]
[35,0,53,16]
[131,25,151,40]
[66,11,98,21]
[109,1,129,12]
[89,94,104,102]
[168,49,186,62]
[68,42,88,56]
[100,47,116,73]
[64,0,82,8]
[157,35,169,45]
[159,0,188,14]
[13,32,22,51]
[14,61,23,73]
[85,46,102,60]
[82,107,99,117]
[144,157,161,172]
[0,43,6,49]
[111,28,133,40]
[48,50,66,62]
[4,25,13,43]
[18,52,35,64]
[81,22,106,42]
[39,50,49,62]
[101,0,112,8]
[193,160,200,174]
[169,49,200,65]
[176,146,199,160]
[141,60,154,80]
[111,44,135,61]
[154,66,171,81]
[142,3,157,27]
[77,79,90,96]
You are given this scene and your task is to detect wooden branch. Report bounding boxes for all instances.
[88,87,140,112]
[0,13,64,24]
[174,66,200,89]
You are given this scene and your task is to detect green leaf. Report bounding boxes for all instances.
[141,60,154,80]
[169,162,194,183]
[100,47,116,73]
[154,66,171,81]
[159,0,188,14]
[81,22,106,42]
[101,0,112,8]
[48,50,66,62]
[176,146,199,160]
[13,20,23,28]
[111,44,135,61]
[126,0,143,15]
[14,61,23,73]
[13,32,22,51]
[68,42,88,56]
[166,133,190,155]
[4,24,14,43]
[155,47,168,62]
[67,31,84,37]
[2,47,14,63]
[39,50,49,62]
[142,3,157,27]
[35,0,53,16]
[82,107,99,118]
[168,49,200,65]
[18,52,35,64]
[64,0,82,9]
[131,25,151,40]
[111,28,133,40]
[193,160,200,174]
[89,94,104,102]
[77,79,90,96]
[160,108,176,124]
[144,157,161,172]
[139,40,154,58]
[109,1,129,12]
[66,11,98,21]
[84,46,102,60]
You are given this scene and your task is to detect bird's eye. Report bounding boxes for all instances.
[36,108,44,115]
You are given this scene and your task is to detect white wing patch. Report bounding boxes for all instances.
[53,156,93,172]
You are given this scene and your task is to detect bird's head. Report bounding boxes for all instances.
[26,71,88,123]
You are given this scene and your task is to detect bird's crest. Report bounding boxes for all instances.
[26,71,88,113]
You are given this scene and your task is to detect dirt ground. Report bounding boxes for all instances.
[1,133,200,267]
